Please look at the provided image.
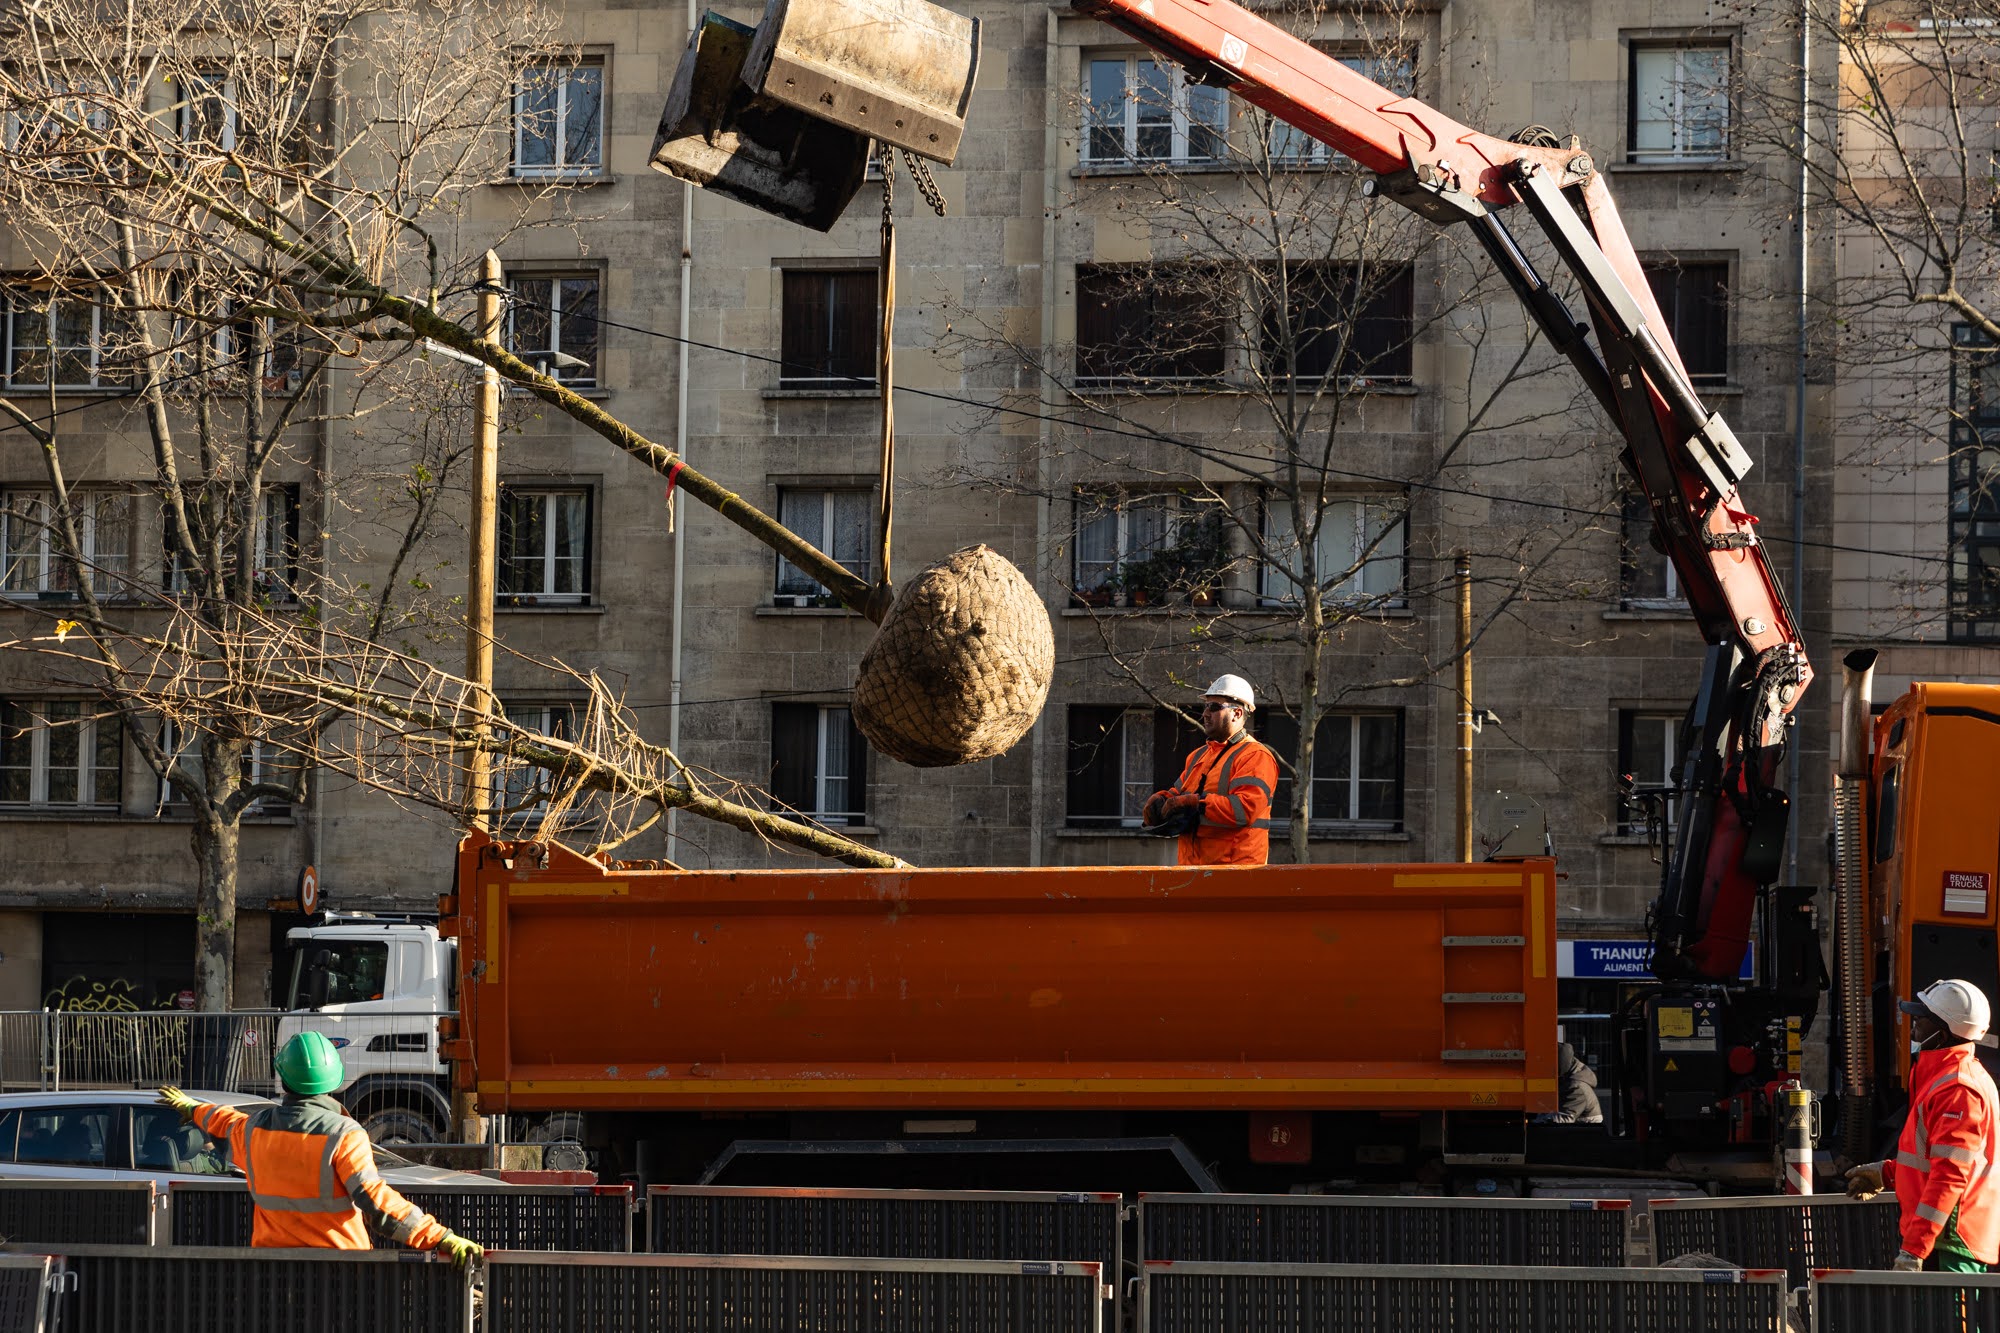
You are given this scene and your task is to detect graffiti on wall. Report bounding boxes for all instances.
[43,975,161,1012]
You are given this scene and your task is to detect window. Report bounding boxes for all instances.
[2,489,132,597]
[1617,710,1682,834]
[512,57,604,176]
[1629,43,1730,163]
[1268,49,1415,164]
[780,270,878,388]
[3,286,128,389]
[1261,495,1406,607]
[498,486,591,605]
[175,72,237,151]
[1084,55,1227,164]
[491,702,587,826]
[1073,490,1222,606]
[1257,709,1403,829]
[12,1104,117,1168]
[1642,259,1728,387]
[133,1104,230,1175]
[506,275,598,386]
[1075,265,1226,386]
[776,487,871,601]
[163,486,300,601]
[1619,487,1683,609]
[770,703,868,826]
[1260,262,1415,384]
[1950,324,2000,642]
[1064,705,1202,828]
[2,75,121,177]
[318,940,389,1006]
[0,700,122,809]
[158,723,296,815]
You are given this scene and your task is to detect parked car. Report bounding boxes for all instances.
[0,1089,488,1187]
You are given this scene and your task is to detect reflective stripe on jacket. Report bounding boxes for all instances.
[1882,1044,2000,1262]
[1171,732,1278,866]
[192,1096,447,1250]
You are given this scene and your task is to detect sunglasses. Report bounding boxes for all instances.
[1202,702,1238,714]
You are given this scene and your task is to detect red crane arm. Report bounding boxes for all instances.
[1075,0,1813,979]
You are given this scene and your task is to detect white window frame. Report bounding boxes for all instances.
[1083,54,1229,165]
[1629,43,1731,164]
[510,57,606,178]
[1,489,131,598]
[492,701,590,827]
[1620,710,1682,834]
[2,75,120,177]
[1313,711,1402,828]
[163,486,298,599]
[1267,49,1415,164]
[498,485,592,605]
[505,274,599,387]
[775,487,872,602]
[1260,494,1407,608]
[3,287,123,390]
[0,699,121,810]
[158,721,293,815]
[809,705,863,824]
[175,71,238,151]
[1072,490,1195,605]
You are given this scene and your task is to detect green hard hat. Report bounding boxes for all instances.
[275,1031,344,1095]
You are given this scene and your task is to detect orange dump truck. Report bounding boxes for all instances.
[441,833,1557,1188]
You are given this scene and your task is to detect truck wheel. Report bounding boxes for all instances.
[527,1112,588,1171]
[364,1106,443,1146]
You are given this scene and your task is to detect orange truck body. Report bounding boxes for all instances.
[443,834,1559,1117]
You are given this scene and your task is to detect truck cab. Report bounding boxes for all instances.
[278,916,455,1143]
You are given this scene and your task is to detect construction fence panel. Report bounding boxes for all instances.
[169,1180,634,1251]
[2,1243,471,1333]
[1140,1261,1789,1333]
[1649,1194,1900,1287]
[0,1180,156,1246]
[484,1251,1104,1333]
[0,1254,51,1333]
[0,1011,283,1095]
[1138,1192,1631,1267]
[1812,1267,2000,1333]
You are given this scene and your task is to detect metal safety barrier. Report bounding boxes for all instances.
[1812,1267,2000,1332]
[648,1184,1120,1303]
[0,1180,156,1246]
[2,1243,471,1333]
[483,1251,1104,1333]
[0,1010,282,1094]
[1139,1261,1788,1332]
[170,1180,634,1251]
[0,1253,51,1333]
[1139,1192,1631,1267]
[1649,1193,1899,1288]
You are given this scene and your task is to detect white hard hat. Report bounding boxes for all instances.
[1203,675,1255,711]
[1901,979,1996,1047]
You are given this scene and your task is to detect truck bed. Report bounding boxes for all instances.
[444,835,1558,1115]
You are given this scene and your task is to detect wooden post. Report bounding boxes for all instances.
[1457,551,1474,863]
[455,251,503,1146]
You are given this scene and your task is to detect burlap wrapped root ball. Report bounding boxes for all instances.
[853,545,1054,767]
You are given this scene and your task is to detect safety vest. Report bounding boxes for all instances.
[192,1097,447,1250]
[1883,1044,2000,1263]
[1172,731,1278,866]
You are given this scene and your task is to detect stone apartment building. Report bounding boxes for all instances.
[0,0,1830,1019]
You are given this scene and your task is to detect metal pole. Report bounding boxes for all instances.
[455,251,502,1147]
[1457,552,1474,862]
[1777,1079,1818,1194]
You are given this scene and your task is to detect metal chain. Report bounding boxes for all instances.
[878,141,895,219]
[900,148,947,217]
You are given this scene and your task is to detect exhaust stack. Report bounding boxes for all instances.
[1832,648,1877,1161]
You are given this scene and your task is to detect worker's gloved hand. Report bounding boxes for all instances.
[1844,1160,1886,1200]
[1141,790,1174,826]
[1892,1249,1923,1272]
[436,1232,484,1268]
[156,1085,200,1124]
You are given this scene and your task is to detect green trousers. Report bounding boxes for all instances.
[1928,1209,1990,1274]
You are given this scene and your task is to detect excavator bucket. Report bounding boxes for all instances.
[650,12,870,233]
[742,0,980,165]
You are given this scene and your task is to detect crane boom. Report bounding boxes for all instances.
[1075,0,1813,979]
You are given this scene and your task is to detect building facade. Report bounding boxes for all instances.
[0,0,1832,1026]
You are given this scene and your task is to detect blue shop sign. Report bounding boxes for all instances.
[1558,938,1754,982]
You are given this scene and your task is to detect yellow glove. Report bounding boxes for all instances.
[1845,1160,1886,1200]
[156,1085,200,1124]
[1892,1250,1923,1272]
[435,1232,484,1268]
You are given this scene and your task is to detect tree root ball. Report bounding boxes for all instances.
[853,545,1054,768]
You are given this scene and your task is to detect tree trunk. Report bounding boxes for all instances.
[191,736,246,1012]
[1291,591,1325,864]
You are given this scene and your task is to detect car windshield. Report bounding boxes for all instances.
[322,941,389,1006]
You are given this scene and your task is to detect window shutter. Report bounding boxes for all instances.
[781,273,829,381]
[1259,712,1299,821]
[1065,706,1126,824]
[1152,707,1201,793]
[844,709,868,818]
[770,703,818,812]
[834,271,877,383]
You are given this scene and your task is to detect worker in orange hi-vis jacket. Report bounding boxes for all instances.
[1846,979,2000,1273]
[1142,674,1279,867]
[157,1032,482,1263]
